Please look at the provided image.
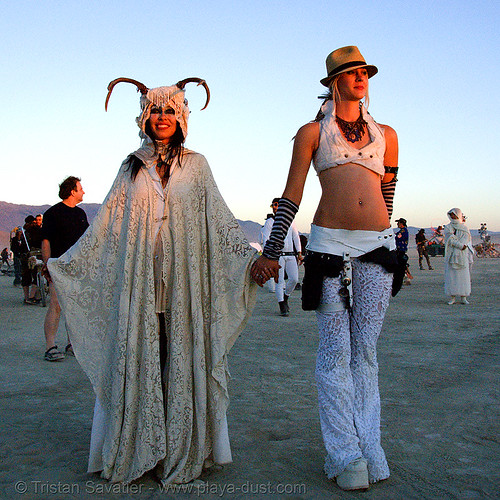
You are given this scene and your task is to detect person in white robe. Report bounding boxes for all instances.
[48,77,258,485]
[444,208,474,304]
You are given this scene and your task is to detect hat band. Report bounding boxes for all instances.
[327,60,367,78]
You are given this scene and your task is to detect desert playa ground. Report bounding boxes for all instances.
[0,249,498,499]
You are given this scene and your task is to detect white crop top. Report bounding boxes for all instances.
[313,101,386,177]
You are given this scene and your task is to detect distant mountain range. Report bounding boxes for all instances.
[0,201,263,248]
[1,200,496,249]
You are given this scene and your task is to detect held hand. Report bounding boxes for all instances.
[42,264,52,283]
[251,255,280,287]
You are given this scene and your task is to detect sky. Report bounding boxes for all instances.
[2,0,499,232]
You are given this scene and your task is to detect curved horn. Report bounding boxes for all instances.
[176,77,210,110]
[105,77,149,111]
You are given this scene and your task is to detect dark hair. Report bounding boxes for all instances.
[128,120,185,182]
[24,215,35,224]
[59,176,81,200]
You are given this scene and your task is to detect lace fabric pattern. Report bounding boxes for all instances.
[315,260,392,483]
[49,151,257,484]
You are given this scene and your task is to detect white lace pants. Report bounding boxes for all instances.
[315,260,392,483]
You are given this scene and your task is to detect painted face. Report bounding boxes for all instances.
[72,181,85,204]
[337,68,369,101]
[148,106,178,144]
[137,85,189,142]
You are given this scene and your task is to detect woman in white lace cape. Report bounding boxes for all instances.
[444,207,474,304]
[48,78,258,485]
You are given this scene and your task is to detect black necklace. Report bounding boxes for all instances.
[156,144,172,186]
[335,110,367,143]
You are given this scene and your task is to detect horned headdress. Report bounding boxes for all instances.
[105,77,210,141]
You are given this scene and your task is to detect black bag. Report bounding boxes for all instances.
[302,246,403,310]
[391,250,408,296]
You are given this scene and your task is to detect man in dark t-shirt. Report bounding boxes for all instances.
[42,176,89,361]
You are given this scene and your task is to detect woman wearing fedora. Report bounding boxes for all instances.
[252,46,399,490]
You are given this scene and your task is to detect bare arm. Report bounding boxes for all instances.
[281,122,319,203]
[41,239,52,281]
[381,125,399,183]
[41,239,51,263]
[251,122,318,285]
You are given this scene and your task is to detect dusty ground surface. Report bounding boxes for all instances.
[0,250,498,499]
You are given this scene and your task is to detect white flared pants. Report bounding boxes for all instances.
[276,255,299,302]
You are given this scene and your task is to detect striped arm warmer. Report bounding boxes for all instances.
[262,198,299,260]
[381,178,397,220]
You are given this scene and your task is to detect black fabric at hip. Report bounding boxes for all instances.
[392,250,408,297]
[301,246,401,311]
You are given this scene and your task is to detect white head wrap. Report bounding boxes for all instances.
[137,85,190,141]
[447,208,464,223]
[105,77,210,144]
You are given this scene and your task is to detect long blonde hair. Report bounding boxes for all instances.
[314,74,370,122]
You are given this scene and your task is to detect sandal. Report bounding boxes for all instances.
[44,346,65,362]
[65,344,75,356]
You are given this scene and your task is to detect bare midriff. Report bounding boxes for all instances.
[313,163,390,231]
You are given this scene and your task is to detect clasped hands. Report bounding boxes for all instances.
[42,263,52,283]
[251,255,280,287]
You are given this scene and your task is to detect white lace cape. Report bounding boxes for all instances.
[48,148,257,484]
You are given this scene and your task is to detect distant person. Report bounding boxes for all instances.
[261,197,302,316]
[430,225,444,245]
[260,210,276,293]
[295,233,309,290]
[395,218,413,284]
[41,176,89,361]
[23,214,44,300]
[1,247,11,272]
[26,214,43,252]
[444,208,474,304]
[415,229,433,270]
[18,216,40,304]
[10,229,25,286]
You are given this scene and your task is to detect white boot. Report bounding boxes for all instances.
[336,457,369,491]
[460,296,469,304]
[447,296,456,305]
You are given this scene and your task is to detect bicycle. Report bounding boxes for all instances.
[36,261,49,306]
[28,252,49,307]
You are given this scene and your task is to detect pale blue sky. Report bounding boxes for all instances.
[2,0,499,231]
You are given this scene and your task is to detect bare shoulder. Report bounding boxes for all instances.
[379,124,398,142]
[294,121,320,149]
[379,124,399,168]
[296,121,319,138]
